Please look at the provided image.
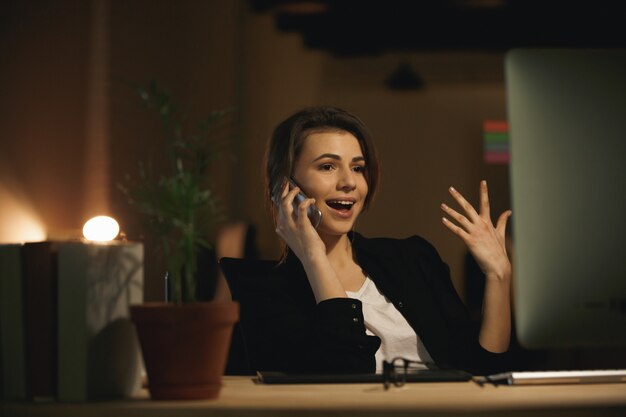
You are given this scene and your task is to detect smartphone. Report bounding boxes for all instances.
[272,178,322,228]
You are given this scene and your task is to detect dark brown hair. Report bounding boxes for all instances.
[264,106,380,212]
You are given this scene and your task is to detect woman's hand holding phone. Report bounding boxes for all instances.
[273,179,322,228]
[273,179,326,262]
[273,179,348,302]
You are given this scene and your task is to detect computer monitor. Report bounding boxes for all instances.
[506,49,626,349]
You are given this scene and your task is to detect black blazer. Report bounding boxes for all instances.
[221,232,509,376]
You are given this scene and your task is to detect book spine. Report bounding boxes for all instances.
[21,242,57,400]
[0,244,26,400]
[57,242,88,401]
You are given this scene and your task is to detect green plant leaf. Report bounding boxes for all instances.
[118,80,232,303]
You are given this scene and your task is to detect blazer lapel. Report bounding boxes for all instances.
[351,232,455,367]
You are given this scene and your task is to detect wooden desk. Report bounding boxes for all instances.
[3,376,626,417]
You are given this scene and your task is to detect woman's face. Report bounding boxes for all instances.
[292,130,369,238]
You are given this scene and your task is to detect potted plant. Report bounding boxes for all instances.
[119,80,238,400]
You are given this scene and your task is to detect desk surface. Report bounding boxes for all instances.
[4,376,626,417]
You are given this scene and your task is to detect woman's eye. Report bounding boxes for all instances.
[353,165,366,173]
[319,164,334,171]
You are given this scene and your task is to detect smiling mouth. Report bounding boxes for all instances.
[326,200,355,212]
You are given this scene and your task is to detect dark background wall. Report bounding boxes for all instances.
[0,0,91,240]
[2,0,511,303]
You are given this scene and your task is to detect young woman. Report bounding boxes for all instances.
[254,106,511,375]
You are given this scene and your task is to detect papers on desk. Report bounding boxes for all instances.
[481,369,626,385]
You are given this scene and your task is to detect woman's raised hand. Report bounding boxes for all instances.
[440,181,512,282]
[274,181,326,262]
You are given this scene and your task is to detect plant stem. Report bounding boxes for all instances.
[184,213,197,303]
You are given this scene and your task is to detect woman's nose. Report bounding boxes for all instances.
[337,169,357,191]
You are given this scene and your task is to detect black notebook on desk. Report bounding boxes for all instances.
[256,369,472,384]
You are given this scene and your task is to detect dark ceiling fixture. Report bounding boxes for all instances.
[385,62,424,91]
[249,0,626,56]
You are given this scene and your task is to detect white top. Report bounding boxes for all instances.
[346,276,433,373]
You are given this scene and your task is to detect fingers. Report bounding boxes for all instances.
[275,182,316,231]
[280,185,300,214]
[274,183,300,234]
[441,181,512,241]
[448,186,479,222]
[441,216,470,241]
[280,180,290,198]
[296,197,316,227]
[445,181,495,223]
[441,181,509,235]
[440,203,471,230]
[479,180,490,219]
[272,180,290,207]
[496,210,512,235]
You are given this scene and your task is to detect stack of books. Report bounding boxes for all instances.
[0,241,143,402]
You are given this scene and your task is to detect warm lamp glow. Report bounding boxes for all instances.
[83,216,119,242]
[0,184,46,243]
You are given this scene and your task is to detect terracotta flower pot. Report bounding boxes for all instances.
[130,301,239,400]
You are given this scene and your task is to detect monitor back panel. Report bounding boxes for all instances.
[506,49,626,349]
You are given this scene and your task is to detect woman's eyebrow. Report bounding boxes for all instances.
[313,153,365,162]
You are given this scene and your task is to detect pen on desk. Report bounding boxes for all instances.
[164,271,170,302]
